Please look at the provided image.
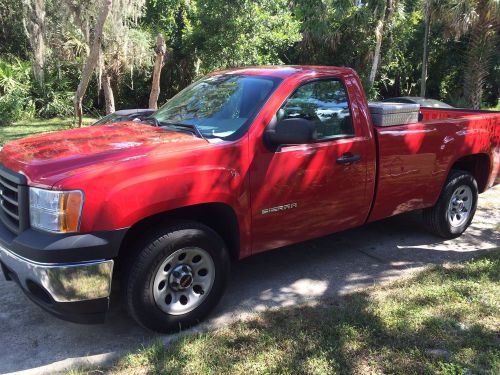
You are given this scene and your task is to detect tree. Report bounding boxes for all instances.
[73,0,112,127]
[420,0,431,96]
[22,0,46,85]
[62,0,93,45]
[369,0,395,85]
[192,0,301,73]
[71,0,149,120]
[428,0,500,109]
[102,68,115,113]
[0,0,30,58]
[149,33,166,109]
[100,0,149,113]
[3,0,500,120]
[101,47,116,114]
[419,0,450,97]
[416,0,499,103]
[461,0,499,108]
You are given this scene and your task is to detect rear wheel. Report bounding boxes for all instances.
[423,170,478,239]
[124,221,230,333]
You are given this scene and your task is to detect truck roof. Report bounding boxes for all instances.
[210,65,355,79]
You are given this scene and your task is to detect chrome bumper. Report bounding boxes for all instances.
[0,243,113,303]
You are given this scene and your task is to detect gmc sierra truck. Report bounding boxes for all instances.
[0,66,499,333]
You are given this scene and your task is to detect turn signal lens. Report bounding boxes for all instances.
[59,191,83,232]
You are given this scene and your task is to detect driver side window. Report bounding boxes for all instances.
[277,79,354,140]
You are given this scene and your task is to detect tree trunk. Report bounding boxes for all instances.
[22,0,46,85]
[369,0,393,85]
[369,18,385,85]
[73,0,112,127]
[103,69,115,114]
[420,1,431,97]
[463,27,491,109]
[148,33,166,110]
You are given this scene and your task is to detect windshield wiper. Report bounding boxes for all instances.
[158,121,206,140]
[141,117,159,126]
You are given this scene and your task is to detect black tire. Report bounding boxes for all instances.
[124,221,230,333]
[423,170,478,239]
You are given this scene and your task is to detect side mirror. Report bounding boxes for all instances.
[265,118,316,148]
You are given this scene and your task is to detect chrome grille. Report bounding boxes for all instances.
[0,165,29,234]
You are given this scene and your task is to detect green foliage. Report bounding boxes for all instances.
[0,59,35,124]
[0,58,77,124]
[288,0,374,71]
[377,9,422,97]
[32,82,74,119]
[0,0,30,58]
[0,0,498,119]
[192,0,301,72]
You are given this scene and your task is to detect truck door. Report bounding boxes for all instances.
[249,77,374,253]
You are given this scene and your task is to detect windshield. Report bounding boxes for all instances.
[152,74,282,140]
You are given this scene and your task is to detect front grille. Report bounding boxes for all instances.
[0,165,29,234]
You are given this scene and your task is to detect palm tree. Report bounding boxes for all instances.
[419,0,498,107]
[420,0,449,97]
[446,0,499,108]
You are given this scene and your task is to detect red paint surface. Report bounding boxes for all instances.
[1,66,499,259]
[369,109,500,221]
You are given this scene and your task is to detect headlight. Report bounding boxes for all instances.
[29,188,83,233]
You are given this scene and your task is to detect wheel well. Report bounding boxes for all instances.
[451,154,491,193]
[118,203,240,262]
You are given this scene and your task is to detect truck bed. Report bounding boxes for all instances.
[368,108,500,222]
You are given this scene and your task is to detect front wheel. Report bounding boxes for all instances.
[423,170,478,239]
[124,221,230,333]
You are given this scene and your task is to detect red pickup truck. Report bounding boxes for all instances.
[0,66,499,332]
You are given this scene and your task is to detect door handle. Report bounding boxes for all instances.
[336,153,361,165]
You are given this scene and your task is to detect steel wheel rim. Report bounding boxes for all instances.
[447,185,473,227]
[153,247,215,316]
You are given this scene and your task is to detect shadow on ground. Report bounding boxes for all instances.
[0,187,498,374]
[158,254,499,374]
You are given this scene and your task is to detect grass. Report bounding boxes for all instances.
[71,251,500,375]
[0,117,96,146]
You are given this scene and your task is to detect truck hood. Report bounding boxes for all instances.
[0,123,208,186]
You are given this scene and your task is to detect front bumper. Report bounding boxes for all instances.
[0,224,127,324]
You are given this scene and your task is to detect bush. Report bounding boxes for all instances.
[0,58,78,123]
[31,74,75,119]
[0,88,36,125]
[0,58,35,125]
[34,89,74,118]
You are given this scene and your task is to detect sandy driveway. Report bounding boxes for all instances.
[1,186,498,375]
